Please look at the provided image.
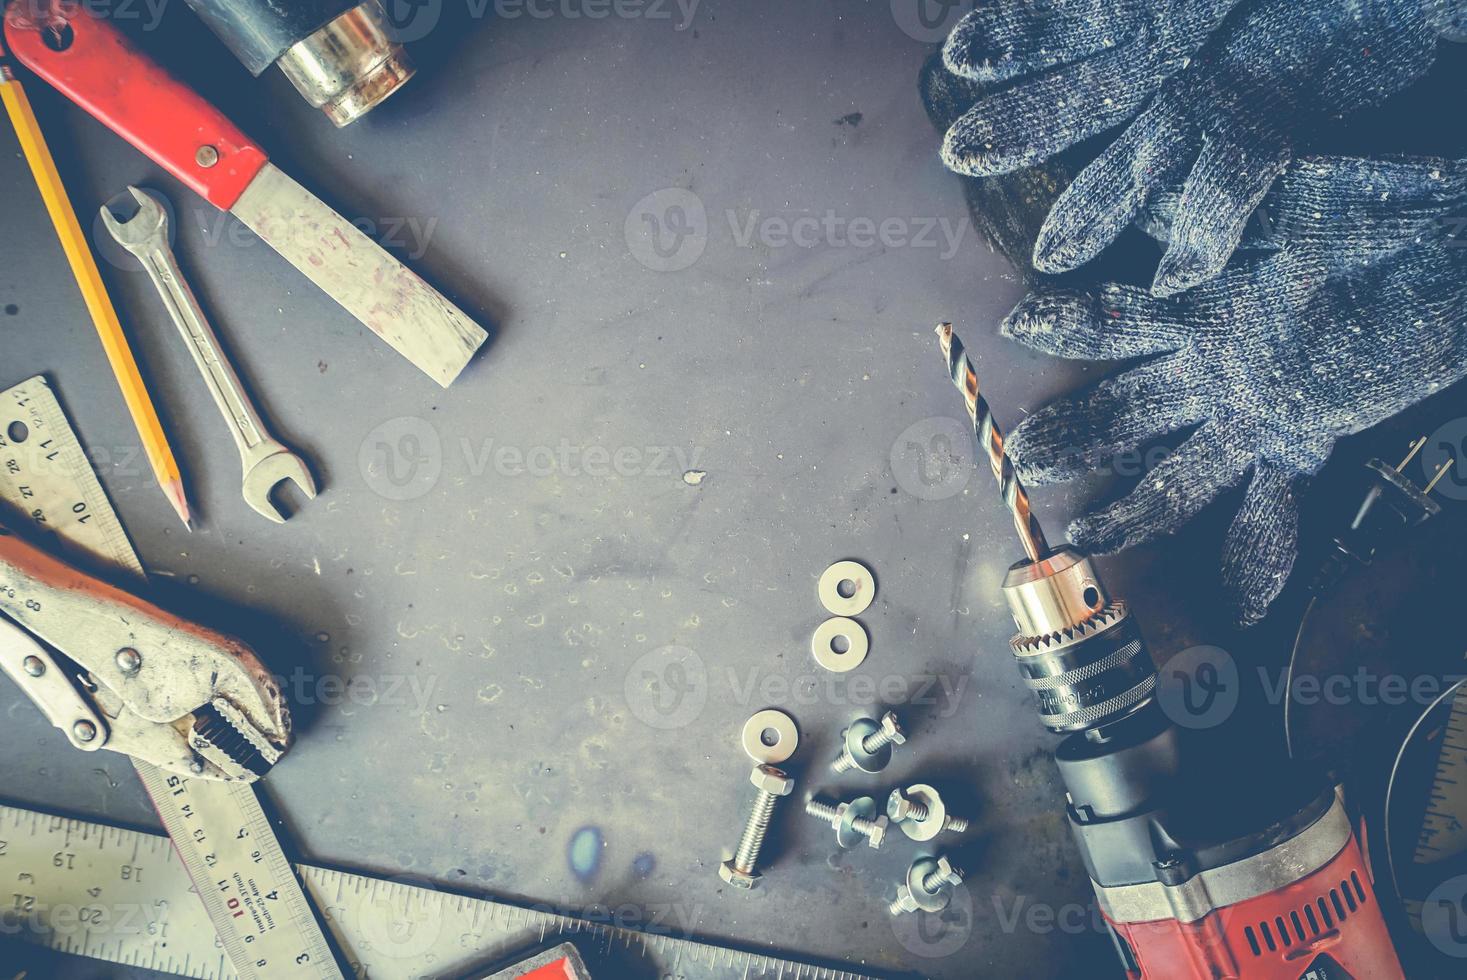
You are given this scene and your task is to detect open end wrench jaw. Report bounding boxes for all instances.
[243,448,319,524]
[97,185,168,250]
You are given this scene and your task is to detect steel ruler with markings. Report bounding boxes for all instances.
[1,375,343,980]
[1403,680,1467,935]
[0,375,886,980]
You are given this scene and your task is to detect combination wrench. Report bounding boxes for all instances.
[101,187,317,524]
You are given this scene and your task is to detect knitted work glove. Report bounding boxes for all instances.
[1001,157,1467,624]
[944,0,1448,296]
[942,0,1240,172]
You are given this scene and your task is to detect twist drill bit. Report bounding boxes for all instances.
[936,322,1049,562]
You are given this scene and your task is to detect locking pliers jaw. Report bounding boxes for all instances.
[0,530,290,781]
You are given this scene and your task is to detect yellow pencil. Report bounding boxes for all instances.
[1,47,191,530]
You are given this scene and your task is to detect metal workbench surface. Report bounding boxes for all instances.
[3,3,1466,978]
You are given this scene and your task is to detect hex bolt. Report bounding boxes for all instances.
[888,784,971,841]
[719,765,795,891]
[889,856,964,916]
[805,794,888,849]
[830,710,906,774]
[72,720,97,743]
[115,648,142,675]
[21,655,45,677]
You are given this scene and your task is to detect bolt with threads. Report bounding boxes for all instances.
[719,765,795,890]
[805,794,888,849]
[831,710,906,774]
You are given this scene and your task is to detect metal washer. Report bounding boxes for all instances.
[811,617,869,673]
[818,560,874,617]
[741,709,799,764]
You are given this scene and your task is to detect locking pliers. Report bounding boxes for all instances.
[0,527,290,781]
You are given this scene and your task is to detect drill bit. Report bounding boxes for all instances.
[936,322,1049,562]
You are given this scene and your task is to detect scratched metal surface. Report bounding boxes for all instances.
[5,3,1464,979]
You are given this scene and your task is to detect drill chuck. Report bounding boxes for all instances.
[1002,547,1157,734]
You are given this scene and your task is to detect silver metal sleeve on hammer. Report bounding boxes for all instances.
[1001,547,1158,734]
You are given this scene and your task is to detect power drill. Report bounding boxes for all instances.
[938,324,1404,980]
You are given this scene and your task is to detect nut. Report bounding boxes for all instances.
[749,764,794,797]
[934,855,958,883]
[864,814,890,849]
[888,791,920,822]
[877,710,906,746]
[719,860,760,890]
[891,884,921,914]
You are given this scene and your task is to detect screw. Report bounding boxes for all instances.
[115,648,142,675]
[72,720,97,743]
[719,765,794,890]
[888,785,970,841]
[830,710,906,774]
[22,655,45,677]
[889,855,964,916]
[805,794,888,849]
[196,145,219,168]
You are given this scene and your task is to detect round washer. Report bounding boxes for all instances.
[811,617,869,673]
[818,560,875,617]
[741,709,799,764]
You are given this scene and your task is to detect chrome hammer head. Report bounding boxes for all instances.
[98,186,169,253]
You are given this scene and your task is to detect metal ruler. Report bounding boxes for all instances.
[1411,685,1467,866]
[0,375,886,980]
[0,375,342,980]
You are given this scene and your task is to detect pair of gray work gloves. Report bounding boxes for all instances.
[932,0,1467,624]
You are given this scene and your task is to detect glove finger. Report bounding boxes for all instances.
[1033,94,1194,273]
[1067,423,1251,553]
[1006,355,1206,485]
[1152,129,1292,297]
[1265,156,1467,258]
[1001,285,1190,360]
[942,0,1149,84]
[941,45,1160,177]
[1220,465,1301,626]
